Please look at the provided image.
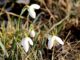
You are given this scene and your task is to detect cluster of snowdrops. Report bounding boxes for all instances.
[21,4,64,53]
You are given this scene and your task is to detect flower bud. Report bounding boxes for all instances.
[29,30,36,38]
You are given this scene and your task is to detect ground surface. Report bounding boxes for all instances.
[0,0,80,60]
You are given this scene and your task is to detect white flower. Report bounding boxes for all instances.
[28,4,40,18]
[29,30,36,37]
[48,35,64,49]
[21,37,33,52]
[16,0,30,4]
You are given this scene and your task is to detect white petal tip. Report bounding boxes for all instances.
[31,4,40,9]
[31,15,36,19]
[53,36,64,45]
[61,42,64,45]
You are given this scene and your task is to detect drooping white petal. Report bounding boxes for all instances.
[28,38,33,45]
[21,38,29,52]
[22,42,29,52]
[30,30,36,37]
[48,39,53,49]
[53,36,64,45]
[28,8,36,18]
[28,4,40,18]
[21,37,33,52]
[47,35,54,49]
[30,4,40,9]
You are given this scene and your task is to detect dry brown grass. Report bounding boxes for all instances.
[0,0,80,60]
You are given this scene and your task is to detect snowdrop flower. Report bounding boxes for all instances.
[28,4,40,18]
[48,35,64,49]
[29,30,36,38]
[21,37,33,53]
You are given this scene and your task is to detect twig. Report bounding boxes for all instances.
[42,1,56,20]
[0,8,26,19]
[46,12,71,35]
